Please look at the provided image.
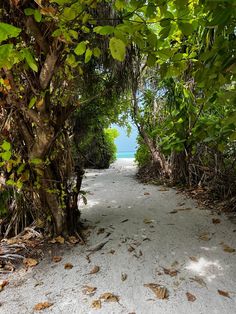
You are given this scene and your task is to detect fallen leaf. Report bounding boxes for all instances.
[87,240,109,254]
[198,232,211,241]
[91,299,101,309]
[177,207,192,211]
[128,245,135,253]
[55,236,65,244]
[218,290,230,298]
[121,219,129,223]
[49,236,65,244]
[97,228,105,235]
[212,218,221,224]
[144,283,168,299]
[158,188,169,191]
[163,267,178,277]
[23,258,38,268]
[0,280,9,292]
[82,285,97,296]
[143,218,153,224]
[186,292,196,302]
[169,210,178,214]
[144,192,150,195]
[64,263,73,269]
[121,273,127,281]
[222,244,235,253]
[34,302,53,311]
[190,276,207,288]
[100,292,119,302]
[52,256,62,263]
[68,236,79,244]
[189,256,198,262]
[88,265,100,274]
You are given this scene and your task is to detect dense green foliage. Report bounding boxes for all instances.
[76,127,119,169]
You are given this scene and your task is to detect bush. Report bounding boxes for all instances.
[77,127,119,169]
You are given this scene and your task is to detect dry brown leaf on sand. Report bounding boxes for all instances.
[52,256,62,263]
[0,280,9,292]
[222,244,235,253]
[218,290,230,298]
[128,245,135,253]
[34,302,53,311]
[121,273,127,281]
[144,283,169,299]
[97,228,105,235]
[68,236,80,244]
[88,265,100,274]
[91,299,101,309]
[163,267,179,277]
[144,192,150,195]
[49,236,65,244]
[143,218,153,224]
[82,285,97,296]
[212,218,221,224]
[198,232,211,241]
[158,187,169,192]
[186,292,196,302]
[23,258,38,268]
[100,292,120,302]
[169,210,178,214]
[177,207,192,211]
[190,276,207,288]
[64,263,73,269]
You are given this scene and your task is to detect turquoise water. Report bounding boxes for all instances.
[117,151,135,158]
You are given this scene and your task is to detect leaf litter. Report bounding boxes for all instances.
[144,283,169,299]
[186,292,196,302]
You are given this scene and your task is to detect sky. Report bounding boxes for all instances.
[113,124,138,153]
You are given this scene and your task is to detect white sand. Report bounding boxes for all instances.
[1,158,236,313]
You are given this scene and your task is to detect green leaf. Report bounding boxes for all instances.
[69,29,78,40]
[50,0,71,4]
[0,44,14,69]
[229,132,236,141]
[66,54,78,68]
[147,54,156,67]
[52,29,62,37]
[30,158,43,165]
[24,8,35,16]
[63,7,76,21]
[22,48,38,72]
[34,10,42,22]
[93,47,101,58]
[115,0,125,10]
[85,48,92,63]
[109,37,126,62]
[0,22,21,43]
[74,41,87,56]
[93,26,114,35]
[1,151,11,161]
[178,22,194,36]
[6,179,15,186]
[1,141,11,151]
[29,96,37,109]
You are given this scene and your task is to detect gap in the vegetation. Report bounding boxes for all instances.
[113,124,138,159]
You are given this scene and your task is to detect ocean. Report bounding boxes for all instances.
[116,151,135,158]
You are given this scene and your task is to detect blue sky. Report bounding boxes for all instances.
[113,124,138,153]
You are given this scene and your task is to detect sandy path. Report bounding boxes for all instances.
[1,159,236,314]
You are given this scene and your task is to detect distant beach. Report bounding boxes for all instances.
[116,151,135,158]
